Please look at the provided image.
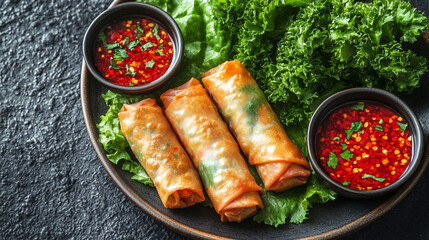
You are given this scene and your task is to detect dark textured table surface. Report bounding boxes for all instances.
[1,0,428,239]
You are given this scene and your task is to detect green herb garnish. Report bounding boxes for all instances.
[345,121,362,140]
[327,152,338,169]
[144,58,155,68]
[379,119,384,124]
[110,59,120,70]
[332,136,340,141]
[362,173,385,182]
[114,48,129,58]
[128,39,139,50]
[156,49,165,56]
[153,24,161,40]
[125,64,136,77]
[136,24,144,34]
[342,181,351,186]
[397,122,408,132]
[106,43,121,50]
[375,125,383,131]
[141,42,153,51]
[350,104,364,111]
[159,44,164,49]
[340,150,353,161]
[341,143,347,150]
[128,82,134,87]
[123,36,130,46]
[97,32,107,45]
[113,54,122,61]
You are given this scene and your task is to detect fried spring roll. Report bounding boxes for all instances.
[161,78,263,222]
[118,98,205,208]
[202,60,311,192]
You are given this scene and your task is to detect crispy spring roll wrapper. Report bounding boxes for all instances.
[202,60,311,192]
[118,98,205,208]
[161,78,263,222]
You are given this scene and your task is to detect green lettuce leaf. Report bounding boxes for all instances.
[253,174,336,226]
[97,91,153,186]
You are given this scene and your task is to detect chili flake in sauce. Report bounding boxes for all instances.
[94,18,174,87]
[316,102,412,190]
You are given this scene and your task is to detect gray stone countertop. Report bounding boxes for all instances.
[0,0,428,239]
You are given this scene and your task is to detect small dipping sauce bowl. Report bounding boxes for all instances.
[307,88,423,198]
[83,2,183,94]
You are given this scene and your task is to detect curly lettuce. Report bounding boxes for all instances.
[96,91,152,185]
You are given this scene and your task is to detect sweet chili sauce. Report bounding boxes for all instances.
[94,17,174,87]
[316,102,412,190]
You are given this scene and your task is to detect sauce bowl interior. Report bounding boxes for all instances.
[83,2,183,94]
[307,88,423,198]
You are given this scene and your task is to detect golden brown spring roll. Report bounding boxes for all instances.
[161,78,263,222]
[118,98,205,208]
[202,60,311,192]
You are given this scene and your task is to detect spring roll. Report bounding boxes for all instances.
[161,78,263,222]
[118,98,205,208]
[202,60,311,192]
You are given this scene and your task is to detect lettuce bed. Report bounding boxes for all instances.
[97,0,428,226]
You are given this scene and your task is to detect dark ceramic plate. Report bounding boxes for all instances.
[80,0,429,239]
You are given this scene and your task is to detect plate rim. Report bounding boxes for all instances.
[80,1,429,239]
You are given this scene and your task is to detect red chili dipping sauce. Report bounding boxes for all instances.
[316,102,412,190]
[94,17,174,87]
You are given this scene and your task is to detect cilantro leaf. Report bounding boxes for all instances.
[340,150,353,161]
[128,39,139,50]
[375,125,383,131]
[345,121,362,140]
[123,36,130,46]
[125,64,136,77]
[327,152,338,169]
[341,143,347,150]
[106,43,121,50]
[362,173,385,182]
[141,42,153,51]
[332,136,340,141]
[97,32,107,45]
[350,104,364,111]
[145,58,155,68]
[397,122,408,132]
[109,59,120,70]
[153,24,161,40]
[114,48,129,58]
[136,24,144,34]
[113,54,122,61]
[342,181,351,186]
[156,49,165,56]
